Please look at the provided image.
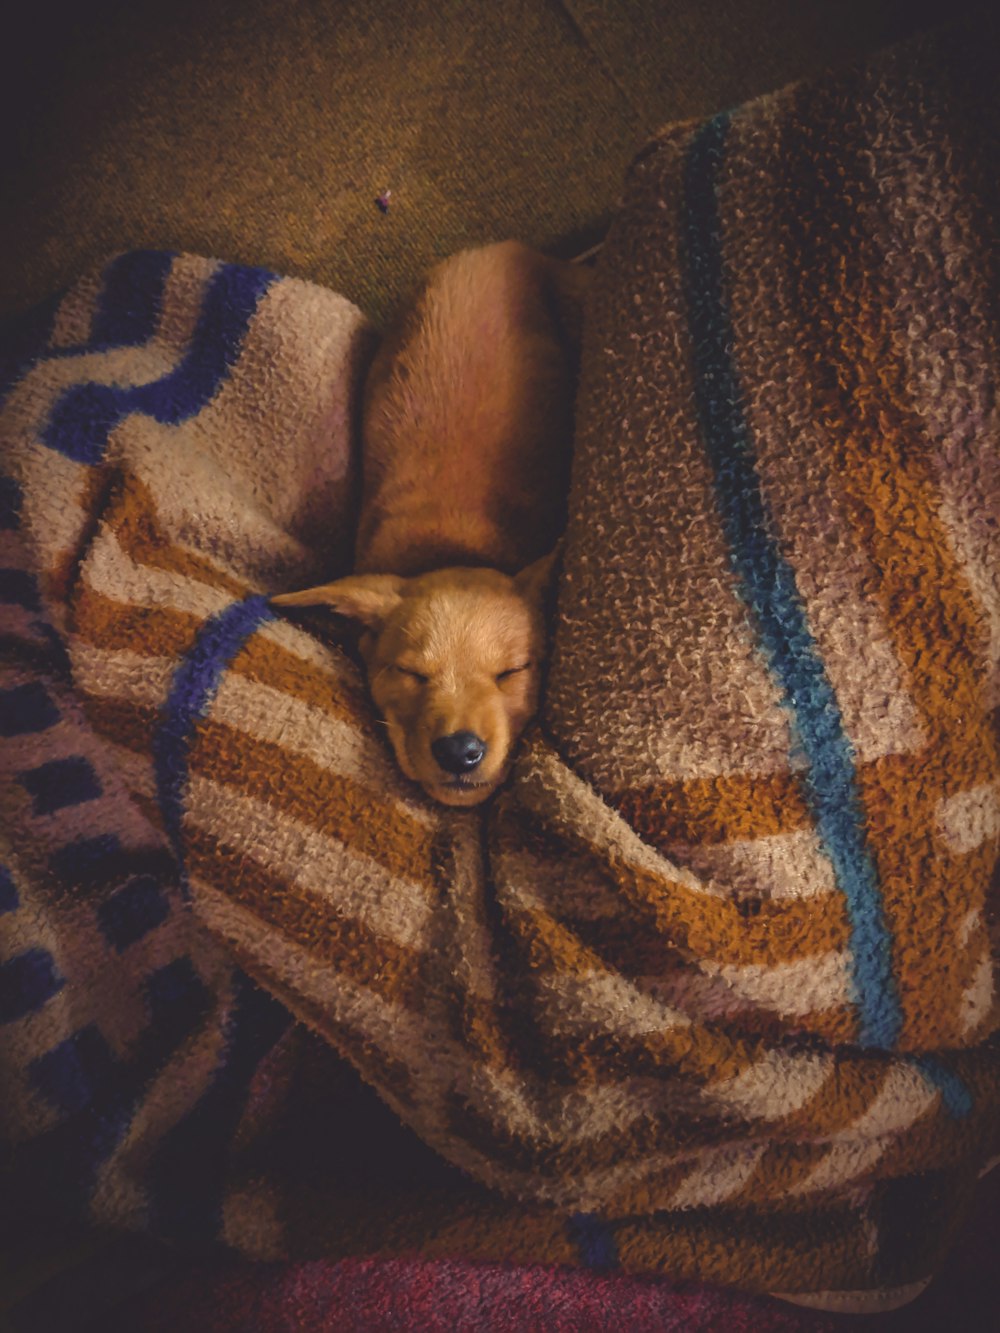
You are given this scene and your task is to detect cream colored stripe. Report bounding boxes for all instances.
[553,1141,780,1215]
[558,1146,728,1213]
[69,640,176,704]
[668,1142,767,1209]
[190,880,797,1213]
[257,616,379,685]
[191,882,675,1150]
[709,1048,835,1121]
[209,670,433,824]
[70,638,436,829]
[772,1280,932,1316]
[639,966,772,1024]
[518,742,717,896]
[83,527,235,620]
[958,952,995,1039]
[788,1138,893,1198]
[493,837,627,924]
[665,829,838,901]
[833,1063,939,1141]
[534,966,690,1040]
[857,1185,881,1264]
[78,529,369,689]
[186,774,434,950]
[259,616,359,675]
[958,908,981,948]
[937,784,1000,855]
[937,494,1000,712]
[708,950,850,1017]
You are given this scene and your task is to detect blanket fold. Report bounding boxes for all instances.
[1,23,997,1311]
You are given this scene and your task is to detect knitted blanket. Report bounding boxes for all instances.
[2,25,998,1314]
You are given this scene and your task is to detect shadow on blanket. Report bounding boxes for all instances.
[1,20,998,1316]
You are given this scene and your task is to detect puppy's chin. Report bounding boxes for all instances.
[422,775,503,808]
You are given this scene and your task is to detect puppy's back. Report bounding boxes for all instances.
[356,241,588,576]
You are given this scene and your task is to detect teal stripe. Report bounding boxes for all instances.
[912,1056,973,1119]
[680,112,902,1050]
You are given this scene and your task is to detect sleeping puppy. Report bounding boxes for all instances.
[273,241,589,806]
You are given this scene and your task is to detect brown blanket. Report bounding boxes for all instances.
[1,23,997,1313]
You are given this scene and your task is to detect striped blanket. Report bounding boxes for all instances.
[2,24,998,1314]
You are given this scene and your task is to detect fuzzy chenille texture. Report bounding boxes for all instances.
[1,26,998,1315]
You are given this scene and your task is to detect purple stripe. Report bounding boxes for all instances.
[153,594,276,889]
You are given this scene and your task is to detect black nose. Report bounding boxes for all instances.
[431,731,487,775]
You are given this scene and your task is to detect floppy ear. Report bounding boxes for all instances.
[271,574,406,629]
[514,543,562,605]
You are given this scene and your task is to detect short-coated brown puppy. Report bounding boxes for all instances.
[273,241,589,806]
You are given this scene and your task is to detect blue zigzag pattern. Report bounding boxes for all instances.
[42,260,276,465]
[0,250,174,406]
[1,251,291,1232]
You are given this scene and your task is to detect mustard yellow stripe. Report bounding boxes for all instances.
[774,91,996,776]
[614,769,812,846]
[506,811,849,968]
[187,717,437,890]
[613,1192,875,1292]
[109,471,251,596]
[73,583,372,729]
[44,466,113,605]
[858,751,1000,1049]
[79,689,159,755]
[186,825,427,1009]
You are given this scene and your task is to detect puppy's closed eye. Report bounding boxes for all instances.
[394,665,429,683]
[496,664,531,683]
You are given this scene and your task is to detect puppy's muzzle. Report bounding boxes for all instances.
[431,731,487,775]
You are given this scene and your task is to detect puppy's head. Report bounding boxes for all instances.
[273,554,556,806]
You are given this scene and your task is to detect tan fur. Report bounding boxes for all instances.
[274,241,589,805]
